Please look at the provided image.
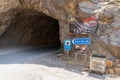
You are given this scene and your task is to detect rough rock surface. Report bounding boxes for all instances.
[0,9,60,48]
[0,0,119,58]
[78,0,120,58]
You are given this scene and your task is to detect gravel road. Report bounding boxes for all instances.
[0,47,119,80]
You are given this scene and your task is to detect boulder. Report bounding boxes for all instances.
[113,68,120,75]
[106,60,113,69]
[107,68,114,74]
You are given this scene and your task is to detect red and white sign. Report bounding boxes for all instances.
[83,14,98,27]
[69,13,99,34]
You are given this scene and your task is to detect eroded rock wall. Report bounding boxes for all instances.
[0,0,119,58]
[0,9,60,48]
[78,0,120,58]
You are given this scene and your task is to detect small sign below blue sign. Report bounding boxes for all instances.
[64,39,71,51]
[72,38,90,45]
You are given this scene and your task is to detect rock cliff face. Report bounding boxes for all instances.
[0,0,119,58]
[0,9,60,48]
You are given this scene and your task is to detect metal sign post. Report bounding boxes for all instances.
[64,39,71,58]
[72,38,91,65]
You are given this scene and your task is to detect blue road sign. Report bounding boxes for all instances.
[72,38,90,45]
[64,39,71,51]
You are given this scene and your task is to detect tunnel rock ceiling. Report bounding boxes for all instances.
[0,9,61,48]
[0,0,120,58]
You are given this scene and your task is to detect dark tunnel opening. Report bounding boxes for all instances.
[0,9,61,49]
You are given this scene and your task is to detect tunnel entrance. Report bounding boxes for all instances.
[0,9,61,49]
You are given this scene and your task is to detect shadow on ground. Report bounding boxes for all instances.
[0,47,106,80]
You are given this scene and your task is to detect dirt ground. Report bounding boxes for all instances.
[0,47,119,80]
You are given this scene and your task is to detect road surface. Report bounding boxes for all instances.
[0,47,119,80]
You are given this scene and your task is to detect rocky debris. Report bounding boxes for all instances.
[57,54,64,58]
[116,64,120,68]
[106,60,113,69]
[107,67,120,76]
[106,58,120,76]
[113,68,120,75]
[114,59,120,66]
[107,68,114,74]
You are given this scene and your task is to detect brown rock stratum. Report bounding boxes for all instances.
[0,0,119,58]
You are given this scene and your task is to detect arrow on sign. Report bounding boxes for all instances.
[72,38,90,45]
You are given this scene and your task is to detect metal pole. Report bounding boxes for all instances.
[66,50,70,58]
